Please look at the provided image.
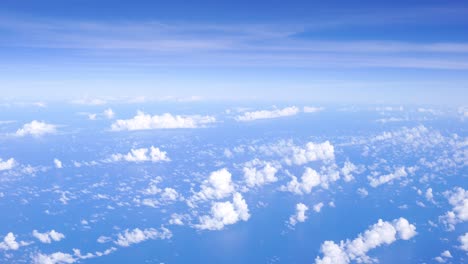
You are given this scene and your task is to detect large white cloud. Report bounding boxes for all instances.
[289,203,309,226]
[243,159,279,188]
[440,187,468,231]
[160,187,179,201]
[32,230,65,244]
[235,106,299,122]
[190,168,235,204]
[109,146,170,163]
[114,227,172,247]
[111,111,215,131]
[315,218,417,264]
[196,193,250,230]
[15,120,57,137]
[0,158,16,171]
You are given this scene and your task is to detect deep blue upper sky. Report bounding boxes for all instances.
[0,0,467,104]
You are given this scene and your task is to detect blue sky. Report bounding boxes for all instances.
[1,0,468,104]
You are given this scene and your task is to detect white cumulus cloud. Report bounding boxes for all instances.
[114,227,172,247]
[285,141,335,166]
[32,230,65,244]
[243,159,279,188]
[281,168,321,195]
[459,233,468,251]
[289,203,309,226]
[0,232,28,251]
[190,168,235,204]
[32,252,75,264]
[260,140,335,166]
[111,111,215,131]
[368,167,408,188]
[196,193,250,230]
[313,202,324,213]
[15,120,57,137]
[0,158,16,171]
[315,218,417,264]
[109,146,170,163]
[54,159,63,169]
[281,167,340,195]
[103,108,115,119]
[235,106,299,122]
[440,187,468,231]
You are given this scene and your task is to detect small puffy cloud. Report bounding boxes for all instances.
[114,227,172,247]
[303,106,324,113]
[425,188,435,203]
[341,161,358,182]
[243,159,279,188]
[86,108,115,120]
[15,120,57,137]
[54,159,63,169]
[103,108,115,119]
[87,113,97,120]
[196,193,250,230]
[190,168,235,203]
[459,233,468,251]
[235,106,299,122]
[160,188,179,201]
[32,230,65,244]
[434,250,453,263]
[32,252,75,264]
[0,158,16,171]
[281,168,321,195]
[357,188,369,198]
[289,203,309,226]
[368,167,408,188]
[0,232,28,251]
[313,202,324,213]
[285,141,335,166]
[440,187,468,230]
[169,213,189,226]
[97,236,111,244]
[315,218,416,264]
[111,111,215,131]
[441,250,452,258]
[260,140,335,166]
[282,168,321,195]
[281,166,340,195]
[109,146,170,163]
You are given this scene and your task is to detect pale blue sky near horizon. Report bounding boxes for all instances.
[0,0,467,104]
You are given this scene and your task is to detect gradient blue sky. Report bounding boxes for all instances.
[1,0,468,104]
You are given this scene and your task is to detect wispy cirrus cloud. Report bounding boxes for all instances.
[1,14,468,70]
